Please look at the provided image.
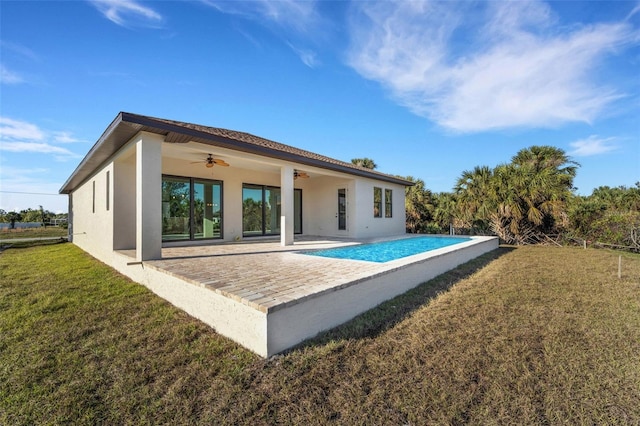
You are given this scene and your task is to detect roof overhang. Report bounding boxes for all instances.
[59,112,414,194]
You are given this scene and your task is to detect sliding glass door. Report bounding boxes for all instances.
[193,180,222,239]
[242,185,263,237]
[162,177,191,241]
[162,176,223,242]
[243,184,301,237]
[264,187,281,235]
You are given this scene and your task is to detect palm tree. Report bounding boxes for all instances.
[6,211,22,229]
[489,164,528,242]
[452,146,579,244]
[403,176,434,233]
[351,158,378,170]
[454,165,494,230]
[512,145,579,177]
[491,146,578,244]
[432,192,458,232]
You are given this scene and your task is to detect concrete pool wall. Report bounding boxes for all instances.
[267,236,498,355]
[111,235,499,357]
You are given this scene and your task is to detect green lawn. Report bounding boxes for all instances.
[1,243,638,424]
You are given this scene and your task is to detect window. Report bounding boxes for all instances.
[373,187,382,218]
[162,176,190,241]
[385,189,392,218]
[106,171,110,211]
[193,180,222,240]
[294,190,303,233]
[338,188,346,230]
[242,184,267,236]
[92,181,95,213]
[161,176,223,241]
[242,184,302,237]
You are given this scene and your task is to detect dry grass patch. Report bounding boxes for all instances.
[0,226,67,240]
[1,244,638,424]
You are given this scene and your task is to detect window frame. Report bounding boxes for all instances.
[242,183,302,237]
[161,175,223,242]
[373,186,382,218]
[385,188,392,218]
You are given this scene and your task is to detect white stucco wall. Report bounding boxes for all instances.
[351,179,406,239]
[71,164,114,261]
[162,152,409,241]
[106,252,270,357]
[72,131,165,261]
[303,176,355,237]
[135,134,163,261]
[113,151,136,250]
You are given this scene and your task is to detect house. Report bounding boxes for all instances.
[56,113,432,355]
[60,112,413,262]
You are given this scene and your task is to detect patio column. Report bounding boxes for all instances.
[280,165,294,246]
[135,133,162,261]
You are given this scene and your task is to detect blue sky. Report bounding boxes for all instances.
[1,0,639,214]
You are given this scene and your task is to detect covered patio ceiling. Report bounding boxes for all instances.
[161,140,326,179]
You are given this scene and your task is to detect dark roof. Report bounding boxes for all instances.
[60,112,413,193]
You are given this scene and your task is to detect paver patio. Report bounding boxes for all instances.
[115,234,499,356]
[120,236,405,313]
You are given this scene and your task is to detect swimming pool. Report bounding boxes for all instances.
[304,236,472,263]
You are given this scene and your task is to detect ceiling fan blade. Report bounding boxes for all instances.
[214,159,230,166]
[294,170,309,180]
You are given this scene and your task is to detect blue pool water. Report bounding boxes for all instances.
[305,236,472,263]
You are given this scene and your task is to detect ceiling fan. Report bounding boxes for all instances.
[191,154,229,168]
[294,170,309,180]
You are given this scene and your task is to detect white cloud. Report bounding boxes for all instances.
[0,41,39,61]
[0,117,44,140]
[202,0,318,34]
[0,65,24,85]
[627,3,640,20]
[569,135,618,156]
[0,122,78,213]
[287,42,320,68]
[89,0,163,28]
[0,166,51,187]
[53,131,83,144]
[0,141,77,159]
[203,0,323,67]
[1,42,39,86]
[0,117,82,160]
[0,166,50,183]
[347,0,638,133]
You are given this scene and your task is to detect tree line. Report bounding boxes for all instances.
[386,146,639,251]
[0,207,68,228]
